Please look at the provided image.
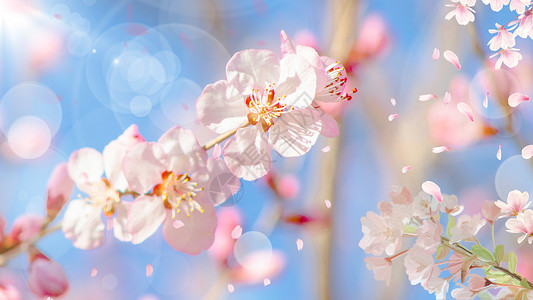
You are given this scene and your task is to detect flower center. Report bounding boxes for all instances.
[85,178,120,217]
[319,61,355,101]
[245,85,288,132]
[154,171,204,218]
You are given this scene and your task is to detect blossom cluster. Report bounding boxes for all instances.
[360,183,533,299]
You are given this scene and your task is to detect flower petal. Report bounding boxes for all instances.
[444,50,461,70]
[226,49,280,92]
[68,148,104,191]
[204,158,241,206]
[158,126,207,175]
[112,202,132,242]
[432,48,440,61]
[422,181,443,202]
[62,200,105,249]
[223,126,271,181]
[123,142,166,194]
[318,112,339,138]
[127,195,166,244]
[280,30,296,56]
[276,53,317,109]
[508,92,529,108]
[444,92,451,105]
[419,94,437,102]
[457,102,475,122]
[522,145,533,159]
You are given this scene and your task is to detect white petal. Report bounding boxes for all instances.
[457,102,475,122]
[276,53,317,109]
[522,145,533,159]
[127,195,166,244]
[68,148,104,191]
[226,49,280,92]
[112,202,132,242]
[422,181,443,202]
[158,126,207,175]
[123,142,166,194]
[508,92,529,107]
[444,50,462,70]
[419,94,437,102]
[62,200,105,249]
[204,158,241,206]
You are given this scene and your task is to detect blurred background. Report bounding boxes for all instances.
[1,0,533,299]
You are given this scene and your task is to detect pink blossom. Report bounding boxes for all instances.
[468,274,489,291]
[516,12,533,38]
[404,246,440,289]
[451,284,476,299]
[488,24,515,51]
[208,207,242,262]
[350,13,390,62]
[495,190,530,216]
[359,212,403,256]
[510,0,530,14]
[481,200,501,224]
[277,174,300,199]
[124,126,240,254]
[482,0,511,11]
[412,191,440,219]
[445,0,476,25]
[46,163,75,220]
[363,257,392,286]
[449,214,486,243]
[492,48,522,70]
[388,186,413,205]
[229,251,285,284]
[0,283,20,300]
[505,209,533,243]
[9,214,44,243]
[416,220,443,252]
[440,194,464,216]
[28,257,69,299]
[196,49,321,180]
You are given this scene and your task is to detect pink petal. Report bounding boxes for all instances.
[432,48,440,61]
[228,284,235,293]
[422,181,443,202]
[146,264,153,277]
[444,50,461,70]
[226,49,280,93]
[213,143,222,159]
[432,146,450,153]
[231,225,243,239]
[127,195,166,244]
[457,102,475,122]
[325,199,332,208]
[223,127,271,181]
[497,144,502,161]
[171,219,185,229]
[91,268,97,278]
[296,238,304,251]
[158,126,207,174]
[388,114,399,121]
[205,158,241,205]
[402,166,412,173]
[319,113,339,138]
[444,92,451,105]
[62,200,105,249]
[280,30,296,57]
[123,142,166,195]
[522,145,533,159]
[264,278,271,286]
[68,148,104,188]
[322,146,331,153]
[112,202,132,242]
[483,92,489,108]
[46,163,75,218]
[419,94,437,102]
[390,98,397,106]
[508,92,529,108]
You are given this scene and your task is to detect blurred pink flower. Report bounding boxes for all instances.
[0,216,5,245]
[445,0,476,25]
[481,200,501,224]
[505,209,533,243]
[229,251,285,284]
[349,13,390,64]
[449,214,486,243]
[359,212,403,256]
[388,186,413,205]
[9,214,44,244]
[46,163,75,220]
[277,174,300,199]
[482,0,510,11]
[209,207,243,262]
[0,283,20,300]
[28,257,69,299]
[495,190,530,216]
[363,256,392,286]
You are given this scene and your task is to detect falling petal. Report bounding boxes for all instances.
[388,114,399,121]
[390,98,397,106]
[231,225,243,240]
[264,278,271,286]
[228,284,235,293]
[443,92,451,105]
[457,102,475,122]
[419,94,438,102]
[433,48,440,61]
[421,181,443,202]
[401,166,412,173]
[213,143,222,159]
[146,264,153,277]
[322,146,331,153]
[508,93,529,108]
[296,238,304,251]
[171,219,185,229]
[522,145,533,159]
[432,146,450,153]
[497,144,502,161]
[324,199,332,208]
[91,268,98,278]
[444,50,461,70]
[483,92,489,108]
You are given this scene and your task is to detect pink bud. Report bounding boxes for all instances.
[351,14,390,61]
[208,208,242,262]
[0,215,5,244]
[118,124,146,144]
[9,214,44,243]
[46,163,74,219]
[0,283,21,300]
[277,175,300,199]
[28,257,69,299]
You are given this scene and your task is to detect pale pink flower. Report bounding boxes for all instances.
[208,207,242,262]
[0,283,20,300]
[505,209,533,243]
[277,174,300,199]
[412,191,440,219]
[445,0,476,25]
[388,186,413,205]
[350,13,390,61]
[451,284,476,299]
[439,194,464,216]
[488,23,515,51]
[510,0,530,14]
[359,212,403,256]
[9,214,44,243]
[495,190,530,216]
[468,274,490,291]
[28,257,69,299]
[481,200,502,224]
[196,49,321,180]
[449,214,486,243]
[124,126,240,254]
[62,125,144,249]
[416,220,443,252]
[482,0,511,11]
[492,47,522,70]
[364,256,392,286]
[46,163,75,220]
[516,10,533,38]
[404,246,440,289]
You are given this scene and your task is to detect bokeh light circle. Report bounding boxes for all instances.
[69,12,91,34]
[495,155,533,200]
[234,231,273,270]
[130,95,152,117]
[159,78,202,125]
[0,82,62,137]
[469,68,519,119]
[82,0,96,6]
[7,116,51,159]
[151,253,191,295]
[51,4,70,21]
[67,32,92,57]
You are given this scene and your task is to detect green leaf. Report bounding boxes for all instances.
[494,244,504,264]
[446,215,455,237]
[435,244,449,261]
[403,225,417,234]
[509,251,518,273]
[520,277,530,289]
[471,244,495,262]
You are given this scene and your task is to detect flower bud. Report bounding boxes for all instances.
[28,257,69,299]
[9,214,44,244]
[46,163,74,220]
